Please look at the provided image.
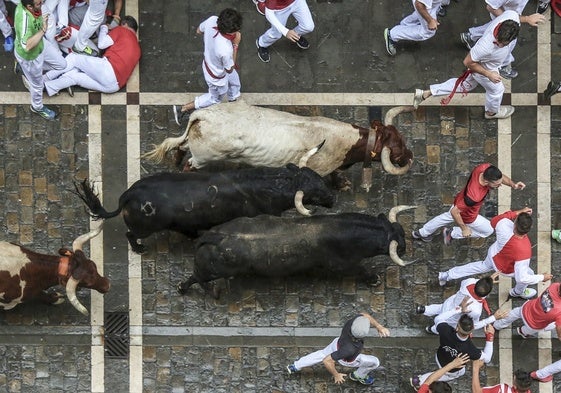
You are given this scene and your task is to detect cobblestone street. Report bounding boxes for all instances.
[1,0,561,392]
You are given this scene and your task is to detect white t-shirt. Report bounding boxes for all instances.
[486,0,528,17]
[200,15,235,85]
[470,10,520,71]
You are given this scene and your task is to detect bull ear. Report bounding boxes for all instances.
[58,248,73,257]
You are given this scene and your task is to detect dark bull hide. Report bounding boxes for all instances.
[179,206,415,298]
[0,223,109,315]
[73,164,335,254]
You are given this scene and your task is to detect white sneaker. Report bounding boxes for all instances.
[485,106,515,119]
[510,288,537,299]
[438,272,448,286]
[413,89,425,109]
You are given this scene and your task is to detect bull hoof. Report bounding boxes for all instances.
[131,244,146,254]
[177,282,188,295]
[368,274,382,287]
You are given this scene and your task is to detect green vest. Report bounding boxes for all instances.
[14,3,44,61]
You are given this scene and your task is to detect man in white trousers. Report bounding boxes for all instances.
[1,0,15,51]
[493,282,561,341]
[417,274,508,334]
[173,8,242,126]
[438,207,553,299]
[14,0,66,120]
[254,0,314,63]
[531,360,560,383]
[459,0,544,79]
[384,0,441,56]
[411,10,520,119]
[73,0,121,56]
[43,15,140,94]
[286,313,390,386]
[412,163,525,244]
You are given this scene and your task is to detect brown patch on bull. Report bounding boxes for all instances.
[371,120,413,167]
[0,270,23,306]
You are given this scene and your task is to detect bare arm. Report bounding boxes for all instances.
[24,15,48,51]
[486,4,504,17]
[450,205,471,237]
[425,354,470,386]
[471,359,485,393]
[414,1,439,30]
[463,53,501,83]
[322,355,346,384]
[520,13,546,26]
[225,31,241,73]
[501,174,525,189]
[361,313,390,337]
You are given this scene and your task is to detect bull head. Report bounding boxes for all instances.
[64,221,108,316]
[387,205,417,266]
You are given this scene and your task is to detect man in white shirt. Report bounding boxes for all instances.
[173,8,242,125]
[254,0,314,63]
[411,10,520,119]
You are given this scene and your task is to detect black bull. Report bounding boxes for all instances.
[73,164,335,253]
[179,207,415,297]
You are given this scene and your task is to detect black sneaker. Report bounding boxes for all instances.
[296,36,309,50]
[437,5,447,17]
[544,81,561,100]
[425,326,437,335]
[256,39,270,63]
[14,60,22,75]
[415,304,425,314]
[412,230,433,243]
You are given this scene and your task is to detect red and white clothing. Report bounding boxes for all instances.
[424,278,495,333]
[418,163,494,239]
[194,15,240,109]
[494,283,561,335]
[429,11,519,114]
[43,25,141,94]
[445,210,542,296]
[535,358,561,381]
[257,0,314,48]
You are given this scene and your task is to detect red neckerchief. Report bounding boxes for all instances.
[213,26,236,41]
[493,22,503,42]
[467,284,492,316]
[441,69,472,105]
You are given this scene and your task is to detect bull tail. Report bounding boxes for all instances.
[72,179,122,220]
[141,127,191,164]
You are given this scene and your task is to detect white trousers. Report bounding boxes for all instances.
[44,52,118,95]
[445,257,533,295]
[293,337,380,378]
[418,206,493,239]
[15,39,66,110]
[0,1,11,38]
[493,306,555,335]
[74,0,107,51]
[258,0,314,47]
[535,359,561,380]
[419,354,466,384]
[430,72,504,114]
[194,63,241,109]
[389,8,438,42]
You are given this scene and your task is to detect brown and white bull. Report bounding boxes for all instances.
[143,101,414,190]
[0,223,110,315]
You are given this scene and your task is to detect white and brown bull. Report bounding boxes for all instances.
[0,223,109,315]
[143,101,413,190]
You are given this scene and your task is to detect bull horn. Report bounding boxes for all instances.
[388,240,406,266]
[66,277,89,316]
[294,191,312,216]
[381,146,412,175]
[388,205,417,223]
[72,221,104,251]
[141,128,191,164]
[384,106,415,126]
[298,140,326,168]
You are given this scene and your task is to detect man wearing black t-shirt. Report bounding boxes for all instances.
[286,312,390,385]
[411,298,495,390]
